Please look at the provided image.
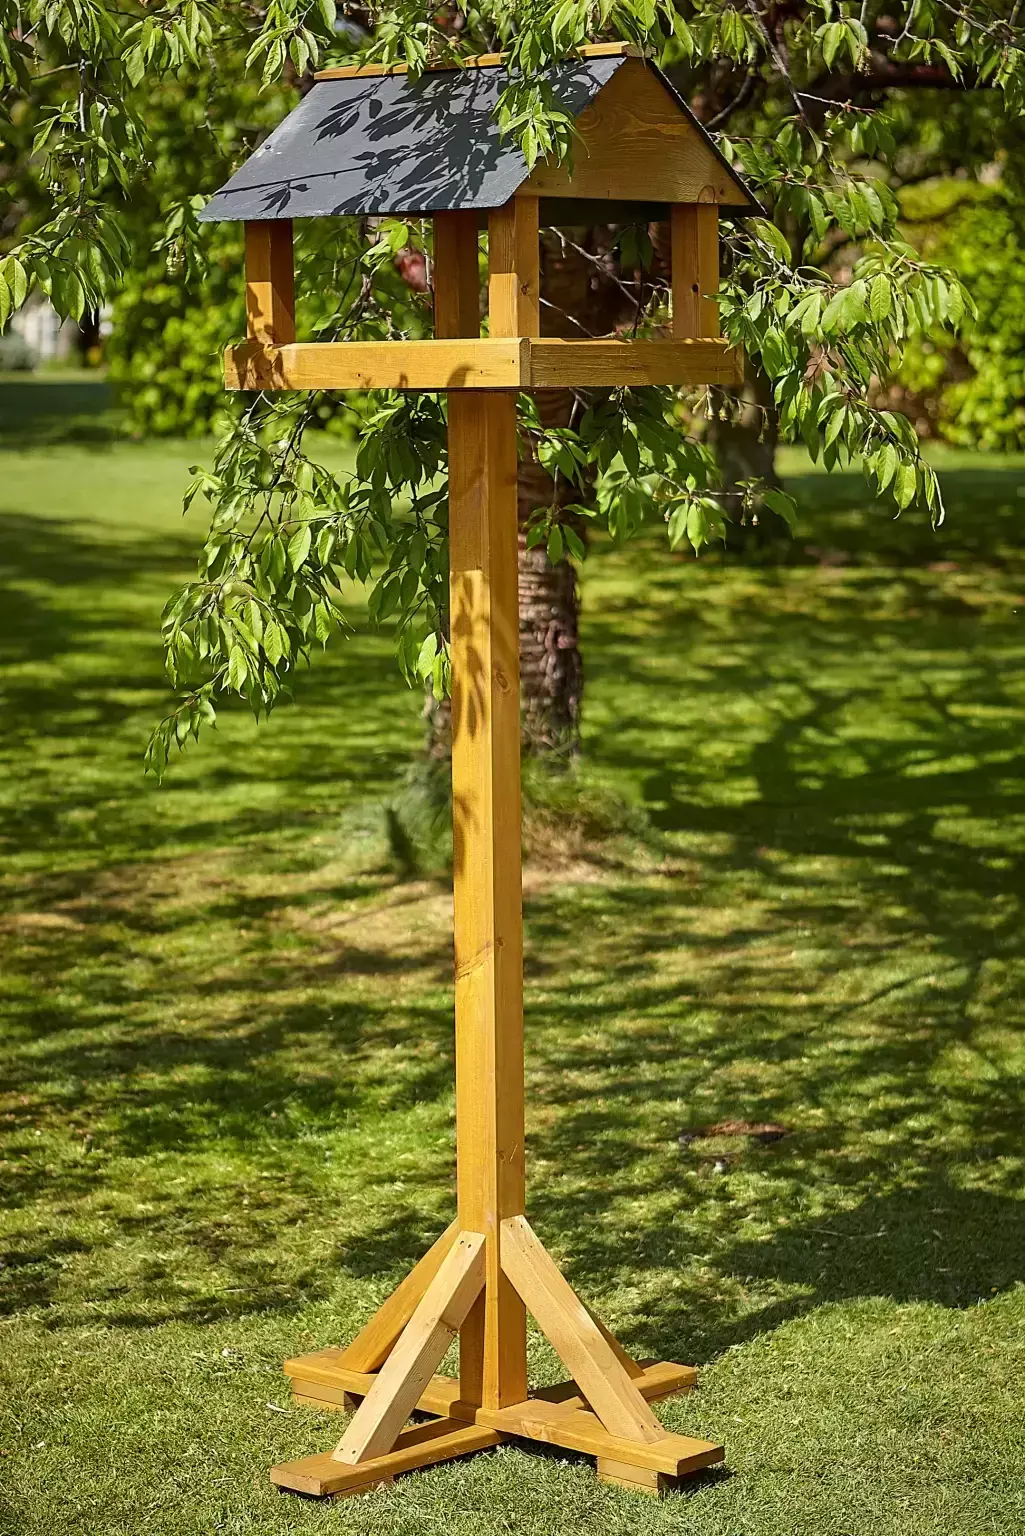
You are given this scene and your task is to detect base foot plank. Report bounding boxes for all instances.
[476,1399,723,1478]
[286,1358,697,1420]
[271,1419,504,1497]
[597,1458,673,1497]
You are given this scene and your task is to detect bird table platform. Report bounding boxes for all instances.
[199,41,757,1503]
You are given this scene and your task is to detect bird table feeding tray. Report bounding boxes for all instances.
[198,41,757,1503]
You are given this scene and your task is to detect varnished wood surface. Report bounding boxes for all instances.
[315,41,637,79]
[500,1215,663,1444]
[522,60,753,206]
[433,211,481,339]
[488,198,540,338]
[526,337,741,387]
[224,336,742,391]
[336,1219,460,1372]
[223,336,529,391]
[332,1231,486,1465]
[271,1419,504,1496]
[244,221,295,346]
[449,388,529,1409]
[672,203,720,339]
[286,1357,698,1417]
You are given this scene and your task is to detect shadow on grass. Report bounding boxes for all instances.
[1,463,1023,1348]
[0,378,119,447]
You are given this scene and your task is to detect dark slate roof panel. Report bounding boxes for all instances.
[199,56,623,221]
[198,55,759,222]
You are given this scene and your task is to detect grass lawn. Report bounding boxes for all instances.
[1,385,1024,1534]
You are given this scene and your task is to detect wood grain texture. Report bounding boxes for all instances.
[223,337,528,391]
[522,60,753,206]
[333,1219,460,1372]
[245,221,295,346]
[488,198,540,338]
[287,1356,695,1416]
[447,189,528,1416]
[474,1399,723,1476]
[525,337,741,387]
[272,1420,503,1496]
[433,211,481,339]
[671,203,720,339]
[331,1232,485,1465]
[500,1215,663,1443]
[448,382,529,1409]
[597,1458,671,1496]
[224,337,742,391]
[315,42,636,79]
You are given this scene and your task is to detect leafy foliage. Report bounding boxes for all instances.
[1,0,1023,770]
[898,187,1025,451]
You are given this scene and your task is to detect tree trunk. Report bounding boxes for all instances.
[514,228,630,758]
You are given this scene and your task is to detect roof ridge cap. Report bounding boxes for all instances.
[314,40,641,81]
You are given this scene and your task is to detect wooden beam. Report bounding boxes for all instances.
[286,1358,698,1419]
[449,383,529,1409]
[526,337,741,387]
[224,337,528,391]
[488,198,540,338]
[334,1219,460,1372]
[597,1458,672,1496]
[315,42,637,80]
[475,1400,721,1476]
[272,1419,504,1497]
[433,212,481,339]
[500,1215,663,1443]
[244,221,295,347]
[331,1232,486,1466]
[671,203,720,340]
[224,336,742,392]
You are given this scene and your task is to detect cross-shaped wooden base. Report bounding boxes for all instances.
[270,1220,723,1499]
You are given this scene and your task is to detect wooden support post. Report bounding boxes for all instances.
[440,199,531,1411]
[434,211,481,339]
[244,220,295,345]
[670,203,719,340]
[488,197,540,337]
[448,389,528,1408]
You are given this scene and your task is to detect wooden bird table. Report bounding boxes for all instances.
[236,197,732,1501]
[208,45,755,1501]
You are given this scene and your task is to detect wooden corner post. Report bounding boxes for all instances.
[268,195,725,1502]
[244,220,295,345]
[670,202,719,339]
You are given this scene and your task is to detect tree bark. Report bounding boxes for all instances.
[514,228,631,758]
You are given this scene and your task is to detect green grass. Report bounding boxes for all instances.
[1,412,1024,1535]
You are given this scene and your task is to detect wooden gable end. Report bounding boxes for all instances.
[521,59,753,207]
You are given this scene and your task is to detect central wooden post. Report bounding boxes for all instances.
[434,203,538,1408]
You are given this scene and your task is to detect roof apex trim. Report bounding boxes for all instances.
[313,40,638,81]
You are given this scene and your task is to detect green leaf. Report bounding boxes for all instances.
[288,523,312,571]
[228,645,249,691]
[894,460,918,511]
[869,274,892,323]
[263,620,284,667]
[875,442,899,491]
[762,489,797,531]
[546,525,564,564]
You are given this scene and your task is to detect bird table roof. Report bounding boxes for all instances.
[199,50,758,225]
